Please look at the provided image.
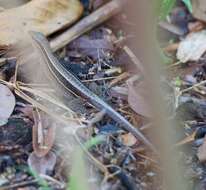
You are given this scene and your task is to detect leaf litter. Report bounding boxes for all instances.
[0,4,163,190]
[3,0,204,190]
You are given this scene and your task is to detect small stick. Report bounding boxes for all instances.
[166,60,182,69]
[87,109,106,128]
[40,174,65,189]
[50,0,127,51]
[180,79,206,94]
[109,72,130,88]
[82,76,117,83]
[0,179,38,190]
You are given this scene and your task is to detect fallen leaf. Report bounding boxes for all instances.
[121,133,138,147]
[28,151,56,175]
[32,109,56,157]
[68,28,115,60]
[0,0,83,46]
[177,30,206,63]
[0,84,15,126]
[197,136,206,163]
[127,78,151,117]
[188,21,205,33]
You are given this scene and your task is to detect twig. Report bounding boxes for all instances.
[17,84,74,114]
[82,76,117,83]
[87,109,106,128]
[50,0,127,51]
[166,60,182,69]
[15,88,83,124]
[0,179,38,190]
[40,174,65,189]
[180,79,206,94]
[109,72,130,88]
[0,78,83,124]
[136,152,159,165]
[174,131,196,147]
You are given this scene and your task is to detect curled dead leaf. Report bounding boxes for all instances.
[28,151,56,175]
[32,109,56,157]
[121,133,138,147]
[0,84,15,126]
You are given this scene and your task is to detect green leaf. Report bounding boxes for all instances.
[159,0,176,20]
[84,135,104,149]
[182,0,192,13]
[174,77,182,87]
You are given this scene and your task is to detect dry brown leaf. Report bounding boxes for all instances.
[0,84,15,126]
[127,78,151,117]
[28,151,56,175]
[121,133,138,147]
[32,109,56,157]
[188,21,205,33]
[0,0,83,46]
